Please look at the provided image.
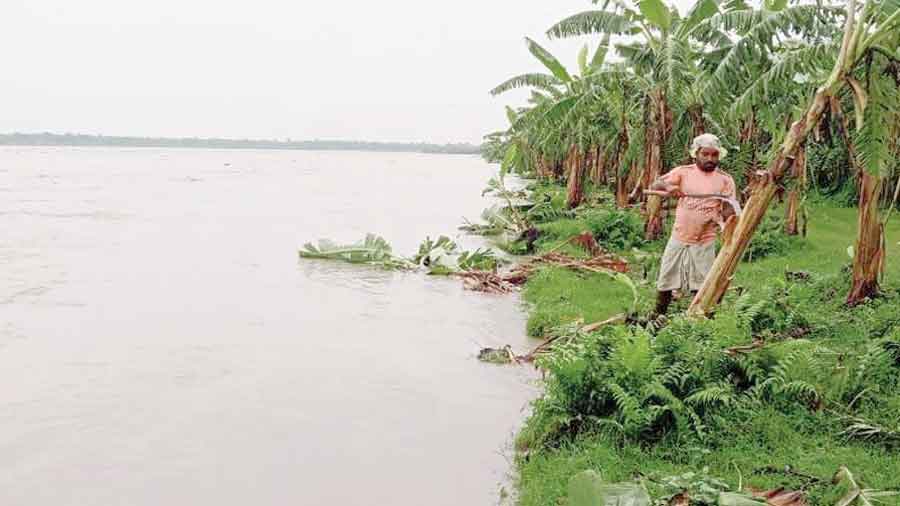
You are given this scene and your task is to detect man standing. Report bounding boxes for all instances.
[650,134,737,316]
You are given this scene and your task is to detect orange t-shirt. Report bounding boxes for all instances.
[661,164,736,245]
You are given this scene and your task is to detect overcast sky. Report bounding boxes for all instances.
[4,1,697,144]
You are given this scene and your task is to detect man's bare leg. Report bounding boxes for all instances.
[654,290,673,316]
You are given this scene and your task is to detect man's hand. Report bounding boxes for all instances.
[649,178,682,198]
[721,199,736,220]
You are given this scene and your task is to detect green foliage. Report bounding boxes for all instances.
[807,141,855,204]
[532,207,646,254]
[580,208,648,250]
[480,177,530,232]
[413,235,458,265]
[299,234,414,269]
[651,468,732,505]
[525,318,741,448]
[413,235,500,273]
[637,0,672,30]
[733,282,810,337]
[832,466,899,506]
[521,281,900,451]
[457,248,499,271]
[515,202,900,502]
[301,234,501,274]
[525,37,573,83]
[490,73,562,97]
[739,215,800,262]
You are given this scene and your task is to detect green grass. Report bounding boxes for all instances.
[523,267,634,337]
[513,201,900,506]
[734,205,900,285]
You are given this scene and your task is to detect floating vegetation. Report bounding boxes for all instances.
[477,345,519,365]
[299,234,414,269]
[300,233,502,276]
[300,231,633,299]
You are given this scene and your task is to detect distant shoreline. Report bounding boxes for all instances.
[0,133,482,155]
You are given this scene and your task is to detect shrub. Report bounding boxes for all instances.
[580,208,647,250]
[519,285,900,452]
[740,215,801,262]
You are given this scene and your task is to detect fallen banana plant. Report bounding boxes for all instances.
[838,415,900,444]
[299,234,499,274]
[452,250,630,294]
[454,270,518,294]
[519,314,627,363]
[477,315,629,366]
[832,466,898,506]
[299,234,415,269]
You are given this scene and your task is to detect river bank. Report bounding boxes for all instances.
[493,180,900,505]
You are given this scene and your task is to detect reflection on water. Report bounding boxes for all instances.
[0,147,537,506]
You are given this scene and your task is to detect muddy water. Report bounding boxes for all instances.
[0,147,537,505]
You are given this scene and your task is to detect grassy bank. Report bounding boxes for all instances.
[506,183,900,505]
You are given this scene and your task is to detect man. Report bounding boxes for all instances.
[650,133,737,316]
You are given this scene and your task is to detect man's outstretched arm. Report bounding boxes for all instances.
[650,176,682,197]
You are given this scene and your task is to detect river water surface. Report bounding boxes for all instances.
[0,147,537,505]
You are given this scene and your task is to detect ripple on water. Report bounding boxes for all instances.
[297,259,394,297]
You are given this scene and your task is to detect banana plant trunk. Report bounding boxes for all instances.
[831,96,887,305]
[688,104,706,138]
[534,154,547,180]
[613,126,631,208]
[592,146,608,186]
[784,144,807,235]
[616,167,630,208]
[644,88,669,241]
[623,164,641,206]
[552,158,565,181]
[566,145,587,209]
[847,171,885,305]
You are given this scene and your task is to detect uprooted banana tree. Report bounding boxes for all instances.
[299,234,500,274]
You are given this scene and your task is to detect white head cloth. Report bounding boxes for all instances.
[690,133,728,159]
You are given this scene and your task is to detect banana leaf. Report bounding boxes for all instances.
[299,234,414,269]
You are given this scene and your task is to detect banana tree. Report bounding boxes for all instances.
[689,0,900,314]
[491,36,634,208]
[703,2,843,231]
[844,50,900,304]
[548,0,733,240]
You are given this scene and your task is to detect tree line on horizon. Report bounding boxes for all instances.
[0,132,482,155]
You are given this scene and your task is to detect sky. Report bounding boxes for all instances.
[4,1,697,144]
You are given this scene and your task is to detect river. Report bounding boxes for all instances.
[0,147,537,505]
